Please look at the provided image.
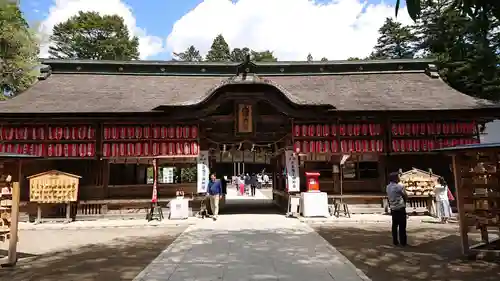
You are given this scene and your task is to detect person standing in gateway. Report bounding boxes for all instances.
[207,173,222,220]
[386,172,408,247]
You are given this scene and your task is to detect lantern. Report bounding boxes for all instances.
[419,123,426,135]
[442,123,449,135]
[450,123,456,135]
[152,127,160,139]
[191,142,199,155]
[308,125,315,137]
[103,127,110,140]
[119,127,126,139]
[316,124,323,137]
[133,143,141,156]
[162,142,169,155]
[119,143,126,156]
[355,140,362,152]
[339,125,346,136]
[182,126,190,139]
[127,143,135,156]
[302,141,309,154]
[331,124,337,136]
[183,142,190,155]
[353,124,361,136]
[323,124,330,137]
[435,123,442,135]
[168,127,175,138]
[301,125,308,137]
[87,143,95,157]
[176,126,183,139]
[406,139,413,152]
[293,125,301,137]
[143,142,150,156]
[135,127,142,139]
[341,140,348,153]
[73,143,81,157]
[392,140,400,152]
[377,140,384,152]
[54,144,62,157]
[309,141,315,153]
[176,142,183,155]
[404,124,411,136]
[411,123,418,135]
[347,124,353,136]
[391,124,398,136]
[362,140,369,152]
[47,144,54,157]
[294,141,301,153]
[396,124,404,136]
[161,127,168,139]
[361,124,368,136]
[323,140,330,153]
[413,139,420,152]
[128,127,135,139]
[191,126,198,139]
[451,139,459,147]
[143,126,151,139]
[315,141,322,153]
[103,144,110,157]
[428,140,435,151]
[152,143,159,156]
[426,123,434,135]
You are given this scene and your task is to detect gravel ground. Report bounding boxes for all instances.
[314,221,500,281]
[0,226,187,281]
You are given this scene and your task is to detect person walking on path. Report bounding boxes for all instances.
[207,173,222,220]
[386,172,408,247]
[250,173,257,196]
[434,177,453,223]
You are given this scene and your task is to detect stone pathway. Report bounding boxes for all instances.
[133,214,371,281]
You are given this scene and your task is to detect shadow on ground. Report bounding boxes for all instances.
[0,229,186,281]
[315,226,500,281]
[221,199,281,215]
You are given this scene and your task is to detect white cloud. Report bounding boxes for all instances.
[38,0,164,59]
[166,0,413,60]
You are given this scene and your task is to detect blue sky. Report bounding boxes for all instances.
[20,0,404,61]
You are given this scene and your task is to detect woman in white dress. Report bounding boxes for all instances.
[434,177,453,223]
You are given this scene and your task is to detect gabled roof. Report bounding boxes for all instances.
[0,58,494,114]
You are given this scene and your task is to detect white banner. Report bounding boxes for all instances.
[197,151,210,193]
[285,150,300,193]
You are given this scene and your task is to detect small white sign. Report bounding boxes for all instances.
[285,150,300,193]
[197,151,210,193]
[163,167,174,184]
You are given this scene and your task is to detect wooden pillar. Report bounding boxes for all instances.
[452,154,469,256]
[102,160,110,198]
[7,181,20,266]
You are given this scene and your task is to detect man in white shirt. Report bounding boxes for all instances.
[386,172,408,246]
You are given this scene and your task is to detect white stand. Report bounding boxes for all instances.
[286,195,301,217]
[300,192,329,217]
[168,198,190,220]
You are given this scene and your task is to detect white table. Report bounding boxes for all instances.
[300,191,330,217]
[168,198,190,220]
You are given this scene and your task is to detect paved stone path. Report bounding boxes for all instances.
[133,213,371,281]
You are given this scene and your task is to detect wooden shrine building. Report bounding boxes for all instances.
[0,58,498,218]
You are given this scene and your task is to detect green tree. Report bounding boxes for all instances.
[0,1,39,98]
[307,53,313,62]
[347,57,361,61]
[205,34,231,62]
[320,57,328,62]
[251,50,278,62]
[398,0,500,22]
[49,11,139,60]
[230,47,250,62]
[173,45,202,62]
[371,18,417,59]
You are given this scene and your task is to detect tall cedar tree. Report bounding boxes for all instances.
[371,18,417,59]
[413,1,500,100]
[0,1,39,98]
[251,50,278,62]
[173,45,202,61]
[205,34,231,62]
[230,47,250,62]
[398,0,500,22]
[230,47,278,62]
[49,11,139,60]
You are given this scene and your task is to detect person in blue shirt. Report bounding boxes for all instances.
[207,173,222,220]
